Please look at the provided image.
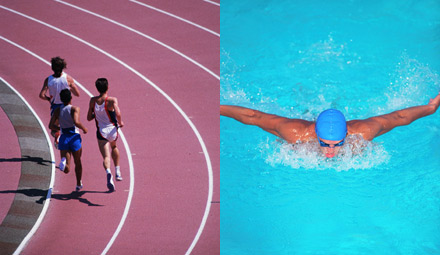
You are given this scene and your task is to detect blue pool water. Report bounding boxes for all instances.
[220,1,440,254]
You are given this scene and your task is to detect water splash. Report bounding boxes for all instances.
[383,52,440,114]
[295,34,361,69]
[261,135,390,171]
[220,49,249,104]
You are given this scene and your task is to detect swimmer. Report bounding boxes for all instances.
[220,92,440,158]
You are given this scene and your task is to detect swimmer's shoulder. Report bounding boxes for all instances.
[278,119,315,143]
[347,119,376,141]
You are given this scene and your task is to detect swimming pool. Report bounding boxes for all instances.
[220,0,440,254]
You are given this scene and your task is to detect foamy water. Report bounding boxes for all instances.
[261,135,390,171]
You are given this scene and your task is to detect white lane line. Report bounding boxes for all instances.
[0,75,56,255]
[203,0,220,7]
[0,35,134,255]
[129,0,219,37]
[55,0,220,81]
[102,134,134,254]
[0,5,213,255]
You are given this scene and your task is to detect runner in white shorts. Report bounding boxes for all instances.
[87,78,124,192]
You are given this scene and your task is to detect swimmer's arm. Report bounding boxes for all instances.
[67,75,80,97]
[39,78,50,102]
[358,93,440,140]
[220,105,284,134]
[49,107,60,131]
[87,98,96,121]
[72,106,88,134]
[220,105,302,141]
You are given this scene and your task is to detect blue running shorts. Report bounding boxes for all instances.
[58,133,82,152]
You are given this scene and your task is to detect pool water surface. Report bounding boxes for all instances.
[221,1,440,254]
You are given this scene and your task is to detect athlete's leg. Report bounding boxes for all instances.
[51,129,60,149]
[98,139,115,191]
[110,141,119,166]
[51,129,60,138]
[98,139,111,170]
[60,150,71,174]
[49,117,59,138]
[110,141,122,180]
[72,148,83,187]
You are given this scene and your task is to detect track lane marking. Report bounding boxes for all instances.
[0,35,134,255]
[0,74,56,255]
[55,0,220,80]
[0,5,213,255]
[203,0,220,7]
[129,0,219,37]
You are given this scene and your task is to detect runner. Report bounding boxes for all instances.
[39,56,80,149]
[87,78,124,192]
[49,89,88,191]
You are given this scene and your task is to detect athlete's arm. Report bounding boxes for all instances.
[87,98,96,121]
[67,75,80,97]
[111,97,124,128]
[355,92,440,140]
[39,78,51,102]
[220,105,309,142]
[220,105,285,134]
[72,106,88,134]
[49,107,60,131]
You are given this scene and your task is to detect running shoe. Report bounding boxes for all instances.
[107,173,115,192]
[76,185,83,192]
[116,170,123,181]
[59,157,66,172]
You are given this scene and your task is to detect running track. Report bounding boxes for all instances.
[0,0,219,254]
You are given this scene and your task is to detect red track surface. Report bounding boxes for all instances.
[0,0,219,254]
[0,106,21,225]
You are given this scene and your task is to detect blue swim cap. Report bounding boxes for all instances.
[315,109,347,141]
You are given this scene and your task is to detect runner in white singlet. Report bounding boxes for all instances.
[47,73,69,113]
[39,56,80,149]
[94,97,119,142]
[87,78,124,192]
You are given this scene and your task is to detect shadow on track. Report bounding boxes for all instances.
[0,155,53,166]
[0,189,111,206]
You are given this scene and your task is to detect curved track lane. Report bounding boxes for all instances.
[0,0,219,254]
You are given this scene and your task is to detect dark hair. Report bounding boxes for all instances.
[95,78,108,94]
[51,56,67,74]
[60,89,72,105]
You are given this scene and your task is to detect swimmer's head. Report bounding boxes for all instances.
[51,56,66,74]
[60,89,72,105]
[95,78,109,94]
[315,109,347,158]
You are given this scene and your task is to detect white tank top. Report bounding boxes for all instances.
[59,105,79,134]
[48,73,69,105]
[94,97,118,128]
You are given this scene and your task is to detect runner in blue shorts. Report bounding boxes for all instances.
[49,89,88,191]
